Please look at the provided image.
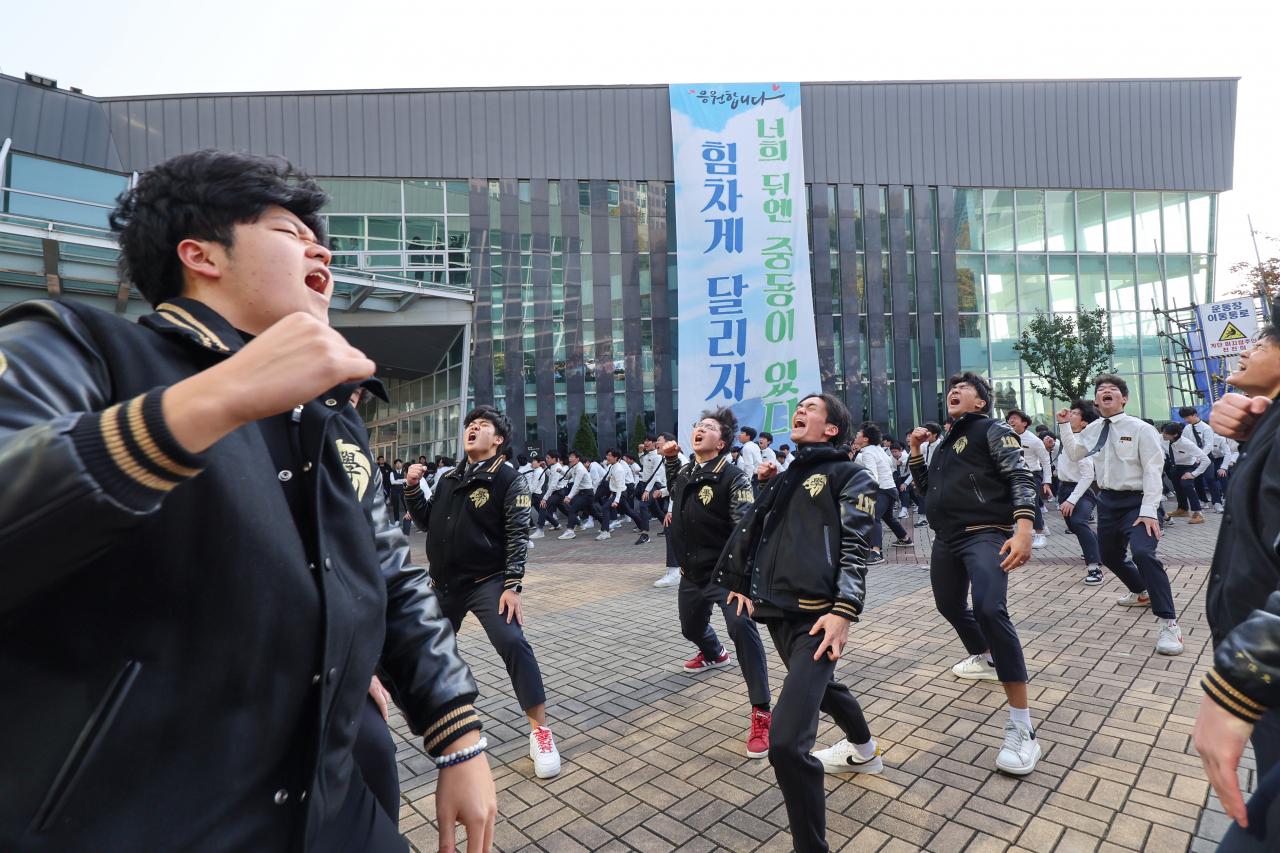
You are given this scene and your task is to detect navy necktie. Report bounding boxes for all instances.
[1085,419,1112,458]
[1191,424,1203,448]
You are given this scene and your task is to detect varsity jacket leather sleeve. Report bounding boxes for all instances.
[0,310,208,612]
[368,467,481,751]
[503,471,532,589]
[1204,590,1280,724]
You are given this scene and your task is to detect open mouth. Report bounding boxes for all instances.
[948,394,961,406]
[466,429,480,443]
[305,268,330,297]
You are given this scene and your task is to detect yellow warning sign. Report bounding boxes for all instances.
[1219,322,1248,342]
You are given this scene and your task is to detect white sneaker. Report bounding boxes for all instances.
[609,520,622,530]
[897,507,909,519]
[530,528,545,539]
[1031,534,1046,549]
[558,530,576,540]
[951,654,999,681]
[530,726,561,779]
[995,721,1041,775]
[1116,591,1151,607]
[1214,503,1225,514]
[1156,622,1184,656]
[653,568,681,588]
[595,531,611,541]
[583,518,594,529]
[812,739,883,775]
[527,540,534,549]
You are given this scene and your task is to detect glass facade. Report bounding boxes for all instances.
[358,333,466,463]
[955,188,1217,424]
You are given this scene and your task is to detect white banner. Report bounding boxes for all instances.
[669,83,823,438]
[1198,299,1257,356]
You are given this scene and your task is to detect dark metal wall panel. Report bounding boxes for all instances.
[887,186,914,432]
[48,77,1228,190]
[936,187,961,379]
[562,194,585,440]
[619,181,644,436]
[469,179,494,405]
[529,179,555,451]
[649,182,674,433]
[501,179,524,422]
[590,180,616,451]
[810,186,837,395]
[912,185,939,424]
[836,184,863,421]
[0,78,123,171]
[862,185,888,428]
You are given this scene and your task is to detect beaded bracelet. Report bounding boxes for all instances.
[434,737,488,769]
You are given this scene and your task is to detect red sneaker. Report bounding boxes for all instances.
[684,647,731,672]
[747,708,771,758]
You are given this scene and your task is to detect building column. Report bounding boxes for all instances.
[530,178,556,452]
[912,185,940,423]
[837,184,864,421]
[862,185,889,430]
[650,182,675,434]
[468,178,494,406]
[810,185,837,395]
[887,185,915,434]
[936,186,961,379]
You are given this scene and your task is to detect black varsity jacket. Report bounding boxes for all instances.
[0,298,479,852]
[406,453,531,591]
[665,451,754,585]
[908,411,1038,541]
[713,443,877,621]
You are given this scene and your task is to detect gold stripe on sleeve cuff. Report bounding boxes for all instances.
[423,705,481,752]
[1207,669,1267,712]
[99,404,180,492]
[125,397,200,478]
[1203,676,1265,722]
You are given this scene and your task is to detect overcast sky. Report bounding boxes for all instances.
[2,0,1274,298]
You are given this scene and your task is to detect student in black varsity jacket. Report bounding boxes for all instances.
[0,151,494,853]
[908,371,1041,777]
[660,406,772,758]
[404,405,561,781]
[715,393,883,853]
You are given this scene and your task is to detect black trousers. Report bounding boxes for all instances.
[1199,458,1225,505]
[352,694,400,822]
[312,763,407,853]
[435,577,547,711]
[560,491,603,528]
[870,489,909,549]
[678,575,770,707]
[1173,465,1203,512]
[1031,473,1045,530]
[1096,489,1176,620]
[1057,481,1101,565]
[930,529,1028,683]
[537,491,566,528]
[388,487,405,522]
[763,617,872,853]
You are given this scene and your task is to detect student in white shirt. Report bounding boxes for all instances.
[556,450,606,539]
[1058,401,1104,584]
[650,432,687,587]
[854,421,912,564]
[532,451,567,536]
[775,444,792,471]
[757,431,778,467]
[1179,406,1227,511]
[1161,422,1210,524]
[1006,410,1053,549]
[737,426,762,474]
[911,422,943,528]
[1057,374,1184,656]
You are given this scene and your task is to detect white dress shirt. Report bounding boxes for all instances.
[565,462,593,499]
[639,449,662,486]
[607,460,629,501]
[1059,412,1165,519]
[588,460,606,488]
[1056,429,1096,506]
[776,452,792,472]
[1189,419,1230,461]
[1015,429,1052,479]
[1165,433,1211,477]
[738,440,762,473]
[858,444,897,491]
[545,462,566,493]
[760,445,777,466]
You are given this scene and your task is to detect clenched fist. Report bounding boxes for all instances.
[163,312,376,453]
[406,463,427,487]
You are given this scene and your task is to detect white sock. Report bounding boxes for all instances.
[981,652,994,664]
[1165,618,1179,629]
[1009,707,1032,730]
[853,739,877,760]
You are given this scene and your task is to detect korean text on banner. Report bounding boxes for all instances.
[669,83,823,439]
[1198,300,1258,356]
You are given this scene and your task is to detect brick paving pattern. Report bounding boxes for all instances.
[389,501,1239,852]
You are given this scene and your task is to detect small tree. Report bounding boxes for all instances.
[1012,307,1117,404]
[633,414,648,450]
[572,413,599,460]
[1227,232,1280,304]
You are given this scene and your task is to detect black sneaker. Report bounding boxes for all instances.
[635,533,650,545]
[867,552,885,565]
[913,518,930,528]
[891,539,914,548]
[1084,567,1104,585]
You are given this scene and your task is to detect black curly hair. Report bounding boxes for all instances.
[109,150,330,306]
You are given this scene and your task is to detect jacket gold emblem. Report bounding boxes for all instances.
[698,485,714,505]
[803,474,827,497]
[953,436,969,454]
[336,440,371,501]
[470,488,490,508]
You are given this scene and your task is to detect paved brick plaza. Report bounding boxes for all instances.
[390,503,1238,853]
